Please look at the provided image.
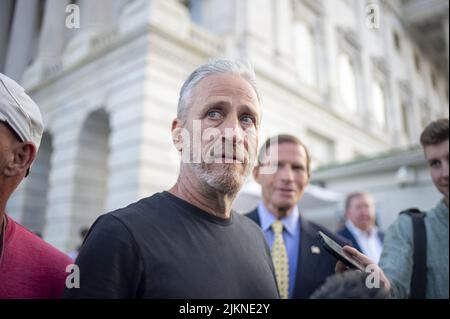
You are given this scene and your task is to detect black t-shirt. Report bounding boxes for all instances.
[64,191,279,299]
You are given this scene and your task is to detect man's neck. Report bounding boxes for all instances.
[263,200,295,220]
[169,170,237,219]
[347,220,374,236]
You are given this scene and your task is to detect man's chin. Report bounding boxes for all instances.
[437,186,449,199]
[274,202,296,213]
[210,162,246,171]
[209,178,242,194]
[190,162,251,194]
[205,171,245,194]
[273,196,296,207]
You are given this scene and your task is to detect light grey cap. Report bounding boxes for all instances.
[0,73,43,150]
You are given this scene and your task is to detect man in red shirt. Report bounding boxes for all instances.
[0,73,72,299]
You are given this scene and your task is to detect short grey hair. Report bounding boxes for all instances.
[177,59,261,121]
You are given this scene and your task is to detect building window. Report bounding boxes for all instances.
[28,0,46,67]
[294,20,318,87]
[338,53,358,114]
[307,131,335,169]
[372,80,387,129]
[393,31,401,52]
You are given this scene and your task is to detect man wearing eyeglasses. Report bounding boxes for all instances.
[0,73,72,299]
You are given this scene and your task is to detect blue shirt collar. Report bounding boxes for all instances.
[258,202,300,236]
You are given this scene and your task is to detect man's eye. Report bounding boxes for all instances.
[430,160,440,167]
[241,115,255,125]
[207,110,222,119]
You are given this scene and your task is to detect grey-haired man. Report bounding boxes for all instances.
[64,60,279,299]
[0,73,72,299]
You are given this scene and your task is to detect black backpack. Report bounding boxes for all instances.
[400,208,427,299]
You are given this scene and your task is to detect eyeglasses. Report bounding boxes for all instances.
[0,78,33,139]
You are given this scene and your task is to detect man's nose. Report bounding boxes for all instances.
[222,115,244,145]
[279,165,294,182]
[442,160,449,179]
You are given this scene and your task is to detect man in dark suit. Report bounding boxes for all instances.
[246,134,350,299]
[337,192,384,264]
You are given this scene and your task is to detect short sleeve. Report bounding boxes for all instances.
[63,214,144,299]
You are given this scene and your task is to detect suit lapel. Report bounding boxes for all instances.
[293,217,317,298]
[342,227,362,252]
[246,209,261,226]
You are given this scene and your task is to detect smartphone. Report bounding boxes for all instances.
[317,231,365,271]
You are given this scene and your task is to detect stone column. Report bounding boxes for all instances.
[0,0,14,72]
[79,0,114,32]
[272,0,293,59]
[38,0,71,63]
[22,0,71,88]
[4,0,40,82]
[63,0,114,67]
[245,0,274,55]
[43,115,85,251]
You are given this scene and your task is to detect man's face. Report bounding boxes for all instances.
[181,73,260,194]
[254,142,310,217]
[346,195,376,232]
[424,140,449,202]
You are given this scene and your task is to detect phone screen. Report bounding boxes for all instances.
[318,231,365,271]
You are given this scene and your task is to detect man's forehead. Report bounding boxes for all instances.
[267,142,304,157]
[263,143,306,164]
[0,121,19,139]
[424,140,449,159]
[194,73,259,103]
[355,194,373,203]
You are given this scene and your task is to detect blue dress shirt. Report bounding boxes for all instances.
[257,202,301,298]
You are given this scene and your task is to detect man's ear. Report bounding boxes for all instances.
[303,173,311,193]
[4,142,36,177]
[171,118,184,152]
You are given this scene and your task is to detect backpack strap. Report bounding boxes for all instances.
[400,208,427,299]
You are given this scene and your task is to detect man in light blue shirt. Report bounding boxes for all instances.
[338,192,384,263]
[246,134,350,299]
[256,202,301,298]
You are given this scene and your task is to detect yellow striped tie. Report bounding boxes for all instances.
[271,220,289,299]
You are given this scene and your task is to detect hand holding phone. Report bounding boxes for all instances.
[317,231,366,271]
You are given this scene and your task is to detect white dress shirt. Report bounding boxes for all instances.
[345,220,383,264]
